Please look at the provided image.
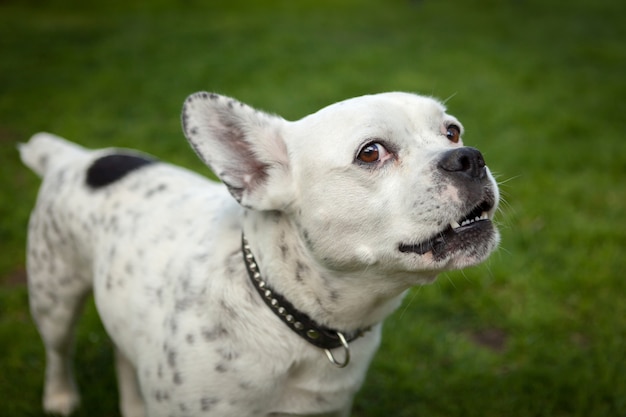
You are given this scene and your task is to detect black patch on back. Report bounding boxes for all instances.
[86,153,156,188]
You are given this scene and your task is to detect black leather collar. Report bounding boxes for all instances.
[241,234,370,357]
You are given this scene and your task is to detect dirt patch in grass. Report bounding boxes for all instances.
[0,126,20,143]
[2,266,27,287]
[469,328,508,352]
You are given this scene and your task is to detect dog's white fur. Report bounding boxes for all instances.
[22,92,499,417]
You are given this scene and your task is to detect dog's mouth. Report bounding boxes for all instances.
[399,199,495,257]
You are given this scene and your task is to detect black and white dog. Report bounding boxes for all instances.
[21,92,499,417]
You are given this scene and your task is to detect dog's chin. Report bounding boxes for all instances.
[399,201,498,268]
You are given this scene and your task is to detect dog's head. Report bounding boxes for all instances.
[182,92,499,281]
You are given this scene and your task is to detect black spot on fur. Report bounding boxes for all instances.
[38,154,49,171]
[144,183,168,198]
[295,261,308,283]
[167,350,177,368]
[216,347,239,361]
[86,153,156,188]
[200,397,219,412]
[238,381,252,390]
[201,325,229,342]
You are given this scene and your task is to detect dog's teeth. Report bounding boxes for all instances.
[454,210,491,229]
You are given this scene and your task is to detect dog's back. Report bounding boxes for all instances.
[19,132,87,178]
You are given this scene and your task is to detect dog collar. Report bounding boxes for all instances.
[241,234,370,368]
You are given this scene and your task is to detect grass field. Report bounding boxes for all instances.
[1,0,625,416]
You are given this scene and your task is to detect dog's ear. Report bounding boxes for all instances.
[181,92,293,211]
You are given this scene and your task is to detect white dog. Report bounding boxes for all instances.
[21,92,499,417]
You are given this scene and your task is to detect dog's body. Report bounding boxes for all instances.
[22,92,499,417]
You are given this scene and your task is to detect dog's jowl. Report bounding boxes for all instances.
[21,92,500,417]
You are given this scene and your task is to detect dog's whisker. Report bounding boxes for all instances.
[496,174,521,186]
[398,285,423,321]
[442,92,458,104]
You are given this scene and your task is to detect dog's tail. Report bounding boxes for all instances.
[19,132,87,177]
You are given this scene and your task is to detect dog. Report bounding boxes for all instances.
[21,91,499,417]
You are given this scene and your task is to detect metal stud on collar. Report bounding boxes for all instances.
[242,236,307,339]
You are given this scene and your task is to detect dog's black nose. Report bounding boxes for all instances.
[438,147,487,180]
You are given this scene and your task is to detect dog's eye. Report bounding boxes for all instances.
[446,125,461,143]
[357,142,389,164]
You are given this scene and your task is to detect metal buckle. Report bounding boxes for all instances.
[324,332,350,368]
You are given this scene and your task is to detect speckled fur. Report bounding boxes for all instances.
[21,92,499,417]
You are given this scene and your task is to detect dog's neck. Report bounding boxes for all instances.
[242,211,410,332]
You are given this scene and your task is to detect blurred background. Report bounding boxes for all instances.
[1,0,624,416]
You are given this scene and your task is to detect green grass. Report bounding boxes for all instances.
[1,0,625,415]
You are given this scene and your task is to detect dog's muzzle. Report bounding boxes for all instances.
[399,147,498,260]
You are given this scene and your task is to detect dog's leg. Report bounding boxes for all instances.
[27,213,92,415]
[29,277,89,416]
[115,347,146,417]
